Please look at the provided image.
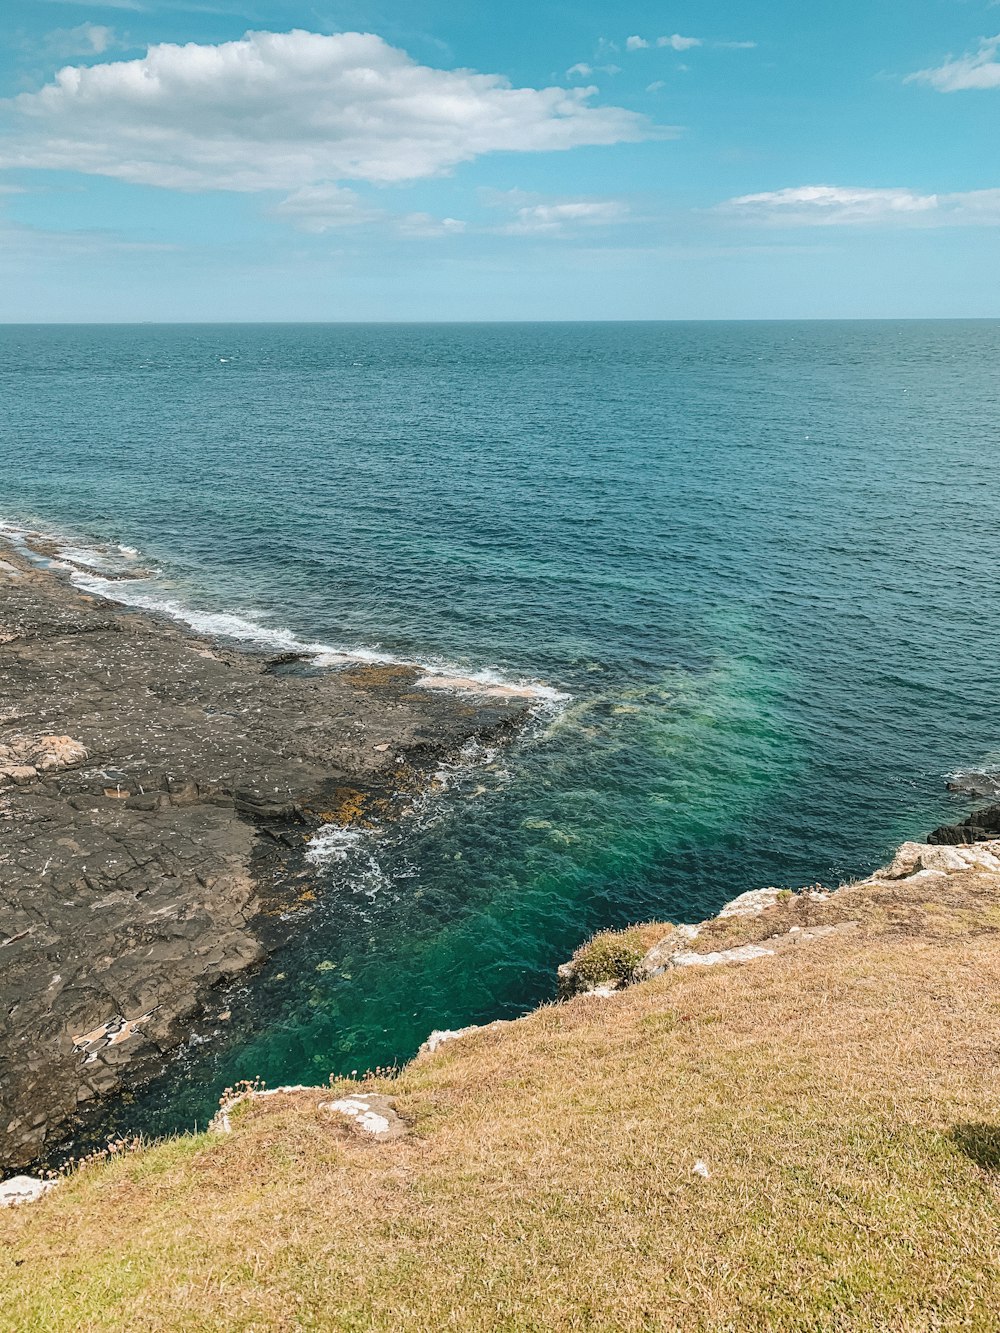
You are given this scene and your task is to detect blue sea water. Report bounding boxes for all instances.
[1,321,998,1138]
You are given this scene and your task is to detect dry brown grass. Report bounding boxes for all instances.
[2,853,1000,1331]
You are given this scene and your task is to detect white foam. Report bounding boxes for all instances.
[6,518,567,710]
[70,570,335,654]
[0,521,147,581]
[415,673,551,701]
[304,731,515,871]
[305,825,365,866]
[303,825,395,901]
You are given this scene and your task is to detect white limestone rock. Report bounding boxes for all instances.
[419,1020,509,1056]
[319,1093,406,1141]
[876,840,1000,880]
[672,943,776,968]
[0,1175,55,1208]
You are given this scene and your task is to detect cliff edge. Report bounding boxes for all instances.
[1,831,999,1330]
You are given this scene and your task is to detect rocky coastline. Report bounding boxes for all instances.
[0,538,531,1170]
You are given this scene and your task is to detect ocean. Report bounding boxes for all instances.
[1,320,998,1139]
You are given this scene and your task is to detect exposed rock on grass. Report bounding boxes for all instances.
[320,1094,407,1141]
[0,1176,55,1209]
[418,1021,511,1056]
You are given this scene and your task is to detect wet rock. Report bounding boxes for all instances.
[927,804,1000,846]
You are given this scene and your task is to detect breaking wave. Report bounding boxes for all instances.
[0,517,568,711]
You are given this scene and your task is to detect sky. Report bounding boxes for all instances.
[0,1,998,320]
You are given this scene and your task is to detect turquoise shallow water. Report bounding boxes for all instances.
[1,321,998,1139]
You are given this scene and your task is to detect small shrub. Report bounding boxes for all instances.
[570,928,648,990]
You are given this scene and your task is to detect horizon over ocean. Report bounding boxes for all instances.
[5,317,1000,326]
[2,318,999,1147]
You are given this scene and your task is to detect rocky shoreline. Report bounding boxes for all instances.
[0,539,531,1170]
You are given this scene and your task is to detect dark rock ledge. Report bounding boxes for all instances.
[0,542,530,1169]
[928,802,1000,846]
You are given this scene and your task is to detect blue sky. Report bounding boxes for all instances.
[1,1,998,320]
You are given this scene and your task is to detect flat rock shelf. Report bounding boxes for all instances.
[0,541,530,1169]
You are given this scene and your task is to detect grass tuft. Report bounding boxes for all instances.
[568,922,666,990]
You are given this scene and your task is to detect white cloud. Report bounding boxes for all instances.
[722,184,1000,226]
[626,33,752,54]
[397,212,467,237]
[44,23,118,58]
[907,35,1000,92]
[272,184,383,233]
[501,199,630,235]
[566,62,593,78]
[657,35,702,52]
[271,186,469,238]
[0,29,656,192]
[40,0,142,8]
[480,187,633,236]
[646,81,666,93]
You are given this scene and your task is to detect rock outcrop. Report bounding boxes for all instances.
[928,803,1000,845]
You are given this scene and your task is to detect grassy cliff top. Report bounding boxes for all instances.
[2,841,1000,1331]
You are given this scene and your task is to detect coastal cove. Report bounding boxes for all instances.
[2,321,1000,1159]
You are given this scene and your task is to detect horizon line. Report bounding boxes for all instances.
[2,316,1000,327]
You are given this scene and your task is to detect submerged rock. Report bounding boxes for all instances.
[946,771,1000,801]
